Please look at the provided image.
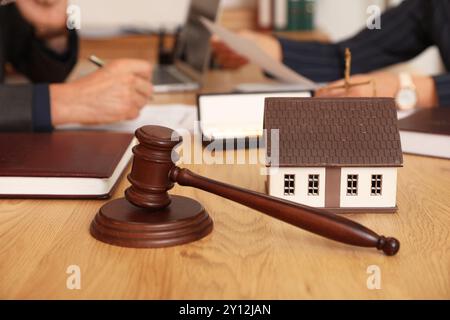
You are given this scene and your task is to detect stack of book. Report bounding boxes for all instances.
[257,0,315,31]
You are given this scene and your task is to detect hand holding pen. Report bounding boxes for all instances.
[50,57,154,126]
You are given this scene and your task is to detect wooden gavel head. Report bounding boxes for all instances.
[125,125,180,210]
[90,125,214,248]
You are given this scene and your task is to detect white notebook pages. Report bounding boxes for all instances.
[199,92,312,140]
[57,104,198,133]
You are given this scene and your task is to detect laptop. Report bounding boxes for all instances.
[153,0,221,93]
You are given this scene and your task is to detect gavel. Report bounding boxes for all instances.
[90,125,400,256]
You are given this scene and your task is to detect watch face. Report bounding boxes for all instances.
[396,88,417,110]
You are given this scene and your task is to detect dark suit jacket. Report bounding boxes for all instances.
[279,0,450,107]
[0,4,78,131]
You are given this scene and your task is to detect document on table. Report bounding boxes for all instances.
[57,104,198,133]
[200,17,319,89]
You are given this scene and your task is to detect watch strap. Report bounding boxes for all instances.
[399,72,416,89]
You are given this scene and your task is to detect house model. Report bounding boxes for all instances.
[264,97,403,213]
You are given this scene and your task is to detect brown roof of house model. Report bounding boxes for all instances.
[264,97,403,167]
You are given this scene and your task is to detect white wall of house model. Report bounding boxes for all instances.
[268,167,398,209]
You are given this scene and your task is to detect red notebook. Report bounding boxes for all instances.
[0,131,135,198]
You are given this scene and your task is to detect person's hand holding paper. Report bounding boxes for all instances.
[211,31,278,69]
[206,0,448,110]
[201,17,318,89]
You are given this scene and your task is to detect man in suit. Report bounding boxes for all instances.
[0,0,153,132]
[213,0,450,110]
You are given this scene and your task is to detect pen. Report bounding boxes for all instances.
[89,55,105,68]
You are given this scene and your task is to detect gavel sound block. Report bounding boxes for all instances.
[90,125,400,255]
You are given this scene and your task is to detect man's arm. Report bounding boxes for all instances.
[0,85,33,131]
[279,0,433,82]
[0,84,52,132]
[212,0,447,107]
[1,4,78,132]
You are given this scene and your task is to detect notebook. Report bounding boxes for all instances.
[198,91,311,140]
[398,108,450,159]
[0,132,135,198]
[57,104,197,133]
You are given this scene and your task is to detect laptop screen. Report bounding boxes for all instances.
[175,0,221,74]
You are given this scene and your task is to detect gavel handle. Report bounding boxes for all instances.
[170,167,400,256]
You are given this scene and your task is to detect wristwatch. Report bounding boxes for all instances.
[395,72,418,110]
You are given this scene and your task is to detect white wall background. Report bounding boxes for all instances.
[70,0,254,31]
[71,0,191,31]
[72,0,444,75]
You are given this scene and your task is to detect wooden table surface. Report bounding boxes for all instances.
[1,36,449,300]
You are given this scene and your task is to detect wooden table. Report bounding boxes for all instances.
[1,36,449,300]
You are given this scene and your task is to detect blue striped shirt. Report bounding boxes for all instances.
[279,0,450,107]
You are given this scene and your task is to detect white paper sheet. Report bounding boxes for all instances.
[57,104,198,133]
[201,17,319,89]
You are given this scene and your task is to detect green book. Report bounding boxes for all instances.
[287,0,302,31]
[288,0,315,31]
[303,0,315,30]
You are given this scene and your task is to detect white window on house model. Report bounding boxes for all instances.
[308,174,319,196]
[371,174,382,195]
[347,174,358,196]
[284,174,295,196]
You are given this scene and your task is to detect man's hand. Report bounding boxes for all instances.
[316,73,396,98]
[15,0,67,37]
[212,30,282,69]
[315,72,438,108]
[50,59,154,126]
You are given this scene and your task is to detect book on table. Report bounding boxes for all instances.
[0,131,135,198]
[398,108,450,159]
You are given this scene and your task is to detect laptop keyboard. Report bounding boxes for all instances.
[153,67,185,85]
